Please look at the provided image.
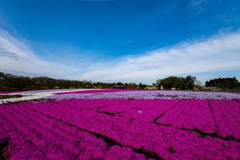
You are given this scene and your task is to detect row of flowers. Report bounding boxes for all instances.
[209,100,240,140]
[156,100,216,133]
[1,89,240,104]
[1,99,240,159]
[47,90,240,100]
[34,98,240,140]
[1,103,140,159]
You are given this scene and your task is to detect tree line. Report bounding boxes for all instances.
[156,76,197,90]
[1,72,239,92]
[205,77,239,91]
[156,76,240,91]
[0,72,148,92]
[0,72,90,91]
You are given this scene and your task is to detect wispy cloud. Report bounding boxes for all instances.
[81,0,114,1]
[190,0,210,6]
[1,28,240,84]
[0,29,76,78]
[80,31,240,83]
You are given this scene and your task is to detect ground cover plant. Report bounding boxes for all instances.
[48,89,240,100]
[0,89,240,159]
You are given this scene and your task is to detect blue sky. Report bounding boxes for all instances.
[0,0,240,85]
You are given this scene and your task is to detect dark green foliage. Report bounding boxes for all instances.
[0,72,149,91]
[157,75,196,90]
[0,95,23,99]
[138,82,147,89]
[127,83,138,89]
[205,77,239,91]
[0,72,93,91]
[185,76,196,90]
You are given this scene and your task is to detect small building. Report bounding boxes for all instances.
[203,87,221,91]
[160,86,164,90]
[112,82,127,89]
[145,86,157,90]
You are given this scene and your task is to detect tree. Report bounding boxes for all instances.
[139,82,144,89]
[157,76,185,90]
[128,83,138,89]
[185,76,196,90]
[156,75,198,90]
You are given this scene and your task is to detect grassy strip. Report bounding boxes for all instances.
[0,95,23,99]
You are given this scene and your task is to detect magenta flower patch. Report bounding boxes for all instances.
[1,91,240,159]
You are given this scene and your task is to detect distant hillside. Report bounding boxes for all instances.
[0,72,147,92]
[0,72,93,91]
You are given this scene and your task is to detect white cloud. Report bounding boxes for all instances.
[80,31,240,83]
[0,29,75,78]
[1,28,240,84]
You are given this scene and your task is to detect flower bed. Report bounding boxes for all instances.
[48,90,240,100]
[55,89,134,95]
[1,95,240,159]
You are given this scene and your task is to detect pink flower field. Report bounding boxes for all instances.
[1,89,240,160]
